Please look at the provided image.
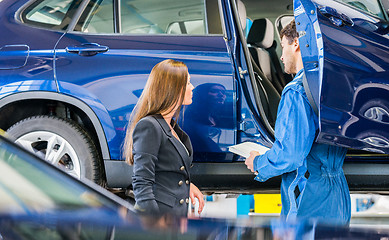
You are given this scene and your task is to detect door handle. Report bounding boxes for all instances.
[318,6,354,27]
[66,43,109,56]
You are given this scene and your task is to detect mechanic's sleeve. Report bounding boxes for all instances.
[131,118,162,214]
[253,88,317,182]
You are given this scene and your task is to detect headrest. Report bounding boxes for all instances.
[237,0,246,30]
[247,18,274,49]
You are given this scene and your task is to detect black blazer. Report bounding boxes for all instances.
[132,114,193,216]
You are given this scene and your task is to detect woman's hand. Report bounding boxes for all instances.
[190,183,205,214]
[245,151,260,173]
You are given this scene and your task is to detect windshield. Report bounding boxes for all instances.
[0,137,121,215]
[336,0,387,19]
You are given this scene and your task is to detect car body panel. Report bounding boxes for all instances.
[295,0,389,153]
[0,0,71,95]
[55,33,237,160]
[3,212,389,239]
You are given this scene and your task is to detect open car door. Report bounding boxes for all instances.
[294,0,389,154]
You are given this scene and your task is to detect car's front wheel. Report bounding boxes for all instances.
[7,115,103,184]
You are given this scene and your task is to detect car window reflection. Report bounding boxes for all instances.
[0,139,119,214]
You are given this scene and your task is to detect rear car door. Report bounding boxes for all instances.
[0,0,76,97]
[295,0,389,153]
[54,0,236,161]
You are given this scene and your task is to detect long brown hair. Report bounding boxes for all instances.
[123,59,189,165]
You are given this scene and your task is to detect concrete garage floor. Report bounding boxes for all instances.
[115,189,389,228]
[189,194,389,228]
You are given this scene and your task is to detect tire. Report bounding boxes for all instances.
[7,115,103,184]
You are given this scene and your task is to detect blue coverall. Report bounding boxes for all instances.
[253,69,351,224]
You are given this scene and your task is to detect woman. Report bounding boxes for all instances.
[124,59,204,217]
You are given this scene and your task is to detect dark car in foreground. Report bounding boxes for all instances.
[0,0,388,194]
[1,128,389,239]
[0,133,134,218]
[0,133,140,238]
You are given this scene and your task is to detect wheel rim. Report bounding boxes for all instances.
[364,107,389,123]
[361,136,389,148]
[15,131,81,179]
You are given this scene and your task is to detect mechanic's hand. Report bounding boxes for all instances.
[190,183,205,214]
[245,151,260,173]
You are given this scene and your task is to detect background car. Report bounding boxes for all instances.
[0,0,388,194]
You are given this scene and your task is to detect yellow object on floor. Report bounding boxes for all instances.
[254,194,282,213]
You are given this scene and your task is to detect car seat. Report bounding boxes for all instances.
[247,18,288,94]
[237,0,247,32]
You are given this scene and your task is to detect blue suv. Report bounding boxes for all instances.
[0,0,388,193]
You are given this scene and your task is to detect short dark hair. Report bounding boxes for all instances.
[280,19,299,44]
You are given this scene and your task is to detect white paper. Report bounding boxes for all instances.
[228,142,270,158]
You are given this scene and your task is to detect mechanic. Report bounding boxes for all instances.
[245,20,351,224]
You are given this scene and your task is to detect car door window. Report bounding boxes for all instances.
[120,0,206,34]
[21,0,81,30]
[75,0,221,35]
[77,0,114,33]
[383,0,389,17]
[336,0,386,19]
[167,20,205,34]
